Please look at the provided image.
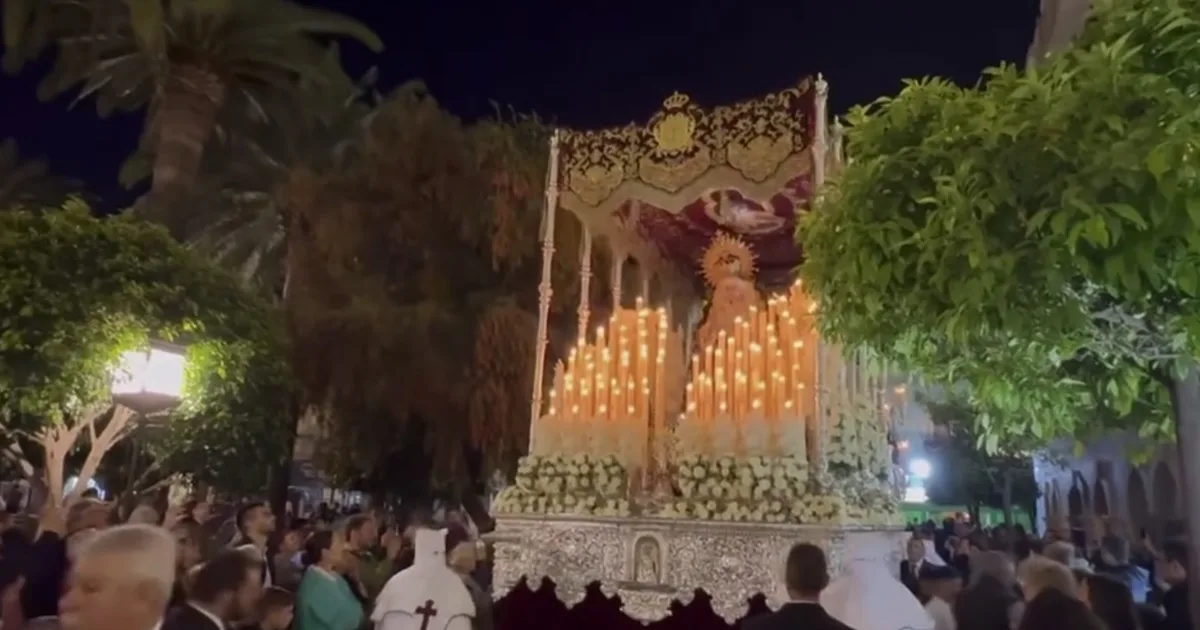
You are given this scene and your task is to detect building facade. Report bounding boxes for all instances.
[1034,434,1183,541]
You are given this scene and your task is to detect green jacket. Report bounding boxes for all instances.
[294,567,364,630]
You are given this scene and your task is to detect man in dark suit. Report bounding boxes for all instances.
[900,537,927,601]
[743,543,857,630]
[164,550,264,630]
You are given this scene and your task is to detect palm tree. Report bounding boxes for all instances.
[173,48,380,296]
[1027,0,1091,64]
[0,138,86,210]
[2,0,383,208]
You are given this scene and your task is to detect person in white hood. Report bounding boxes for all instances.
[822,557,935,630]
[373,528,475,630]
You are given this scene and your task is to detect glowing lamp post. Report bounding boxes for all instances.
[110,342,188,415]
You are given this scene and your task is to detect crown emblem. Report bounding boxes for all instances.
[662,91,690,110]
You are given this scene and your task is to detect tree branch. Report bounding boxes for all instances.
[70,404,137,502]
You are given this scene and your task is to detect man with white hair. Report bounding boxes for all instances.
[59,524,177,630]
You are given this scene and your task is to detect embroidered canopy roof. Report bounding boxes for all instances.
[556,78,819,288]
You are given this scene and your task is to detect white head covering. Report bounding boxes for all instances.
[922,539,947,567]
[821,560,934,630]
[414,528,446,567]
[373,528,475,630]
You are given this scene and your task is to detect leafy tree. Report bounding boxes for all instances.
[2,0,382,208]
[920,396,1039,525]
[145,337,296,496]
[800,0,1200,619]
[0,204,282,505]
[284,83,594,500]
[0,138,86,210]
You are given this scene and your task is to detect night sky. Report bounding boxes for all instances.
[0,1,1041,209]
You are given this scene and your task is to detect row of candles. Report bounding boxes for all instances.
[536,282,896,465]
[542,300,679,467]
[684,282,817,429]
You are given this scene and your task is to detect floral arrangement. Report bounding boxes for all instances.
[826,470,904,526]
[658,489,848,523]
[658,454,824,522]
[492,454,631,516]
[827,399,890,478]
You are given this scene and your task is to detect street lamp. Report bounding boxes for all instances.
[110,341,188,415]
[909,458,932,480]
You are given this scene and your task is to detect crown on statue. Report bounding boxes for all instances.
[662,91,691,110]
[701,232,757,288]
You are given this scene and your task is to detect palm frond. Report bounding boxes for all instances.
[172,59,379,294]
[9,0,383,196]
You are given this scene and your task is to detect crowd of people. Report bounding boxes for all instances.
[0,496,494,630]
[898,518,1192,630]
[1,490,1196,630]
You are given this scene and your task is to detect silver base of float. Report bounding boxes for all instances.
[487,515,907,623]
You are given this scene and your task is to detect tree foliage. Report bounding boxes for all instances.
[2,0,382,199]
[800,0,1200,444]
[147,337,296,496]
[920,396,1038,516]
[285,83,593,493]
[0,204,287,502]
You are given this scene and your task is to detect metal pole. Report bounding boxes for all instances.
[811,75,829,474]
[577,225,592,339]
[529,131,562,448]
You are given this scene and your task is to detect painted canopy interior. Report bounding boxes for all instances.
[556,79,818,288]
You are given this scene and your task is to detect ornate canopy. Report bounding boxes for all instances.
[556,78,820,288]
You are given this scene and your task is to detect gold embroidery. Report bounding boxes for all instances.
[726,135,792,183]
[559,78,813,212]
[637,146,712,193]
[650,93,697,155]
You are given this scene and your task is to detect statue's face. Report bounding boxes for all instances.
[717,254,741,276]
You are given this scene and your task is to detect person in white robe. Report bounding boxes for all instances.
[373,528,475,630]
[821,559,935,630]
[922,539,947,567]
[919,564,962,630]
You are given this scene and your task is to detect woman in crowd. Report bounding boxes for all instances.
[954,551,1024,630]
[1018,588,1106,630]
[446,525,493,630]
[1018,556,1077,601]
[1079,572,1141,630]
[294,529,363,630]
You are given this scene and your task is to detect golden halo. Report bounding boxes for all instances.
[701,232,757,288]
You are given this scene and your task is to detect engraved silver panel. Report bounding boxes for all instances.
[488,515,906,622]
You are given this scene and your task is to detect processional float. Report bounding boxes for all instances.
[489,76,907,622]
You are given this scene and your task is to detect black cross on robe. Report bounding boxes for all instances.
[415,599,438,630]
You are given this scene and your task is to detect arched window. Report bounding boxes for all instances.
[1093,481,1110,516]
[1128,470,1150,531]
[1154,462,1178,517]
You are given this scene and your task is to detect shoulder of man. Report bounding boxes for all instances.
[740,612,773,630]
